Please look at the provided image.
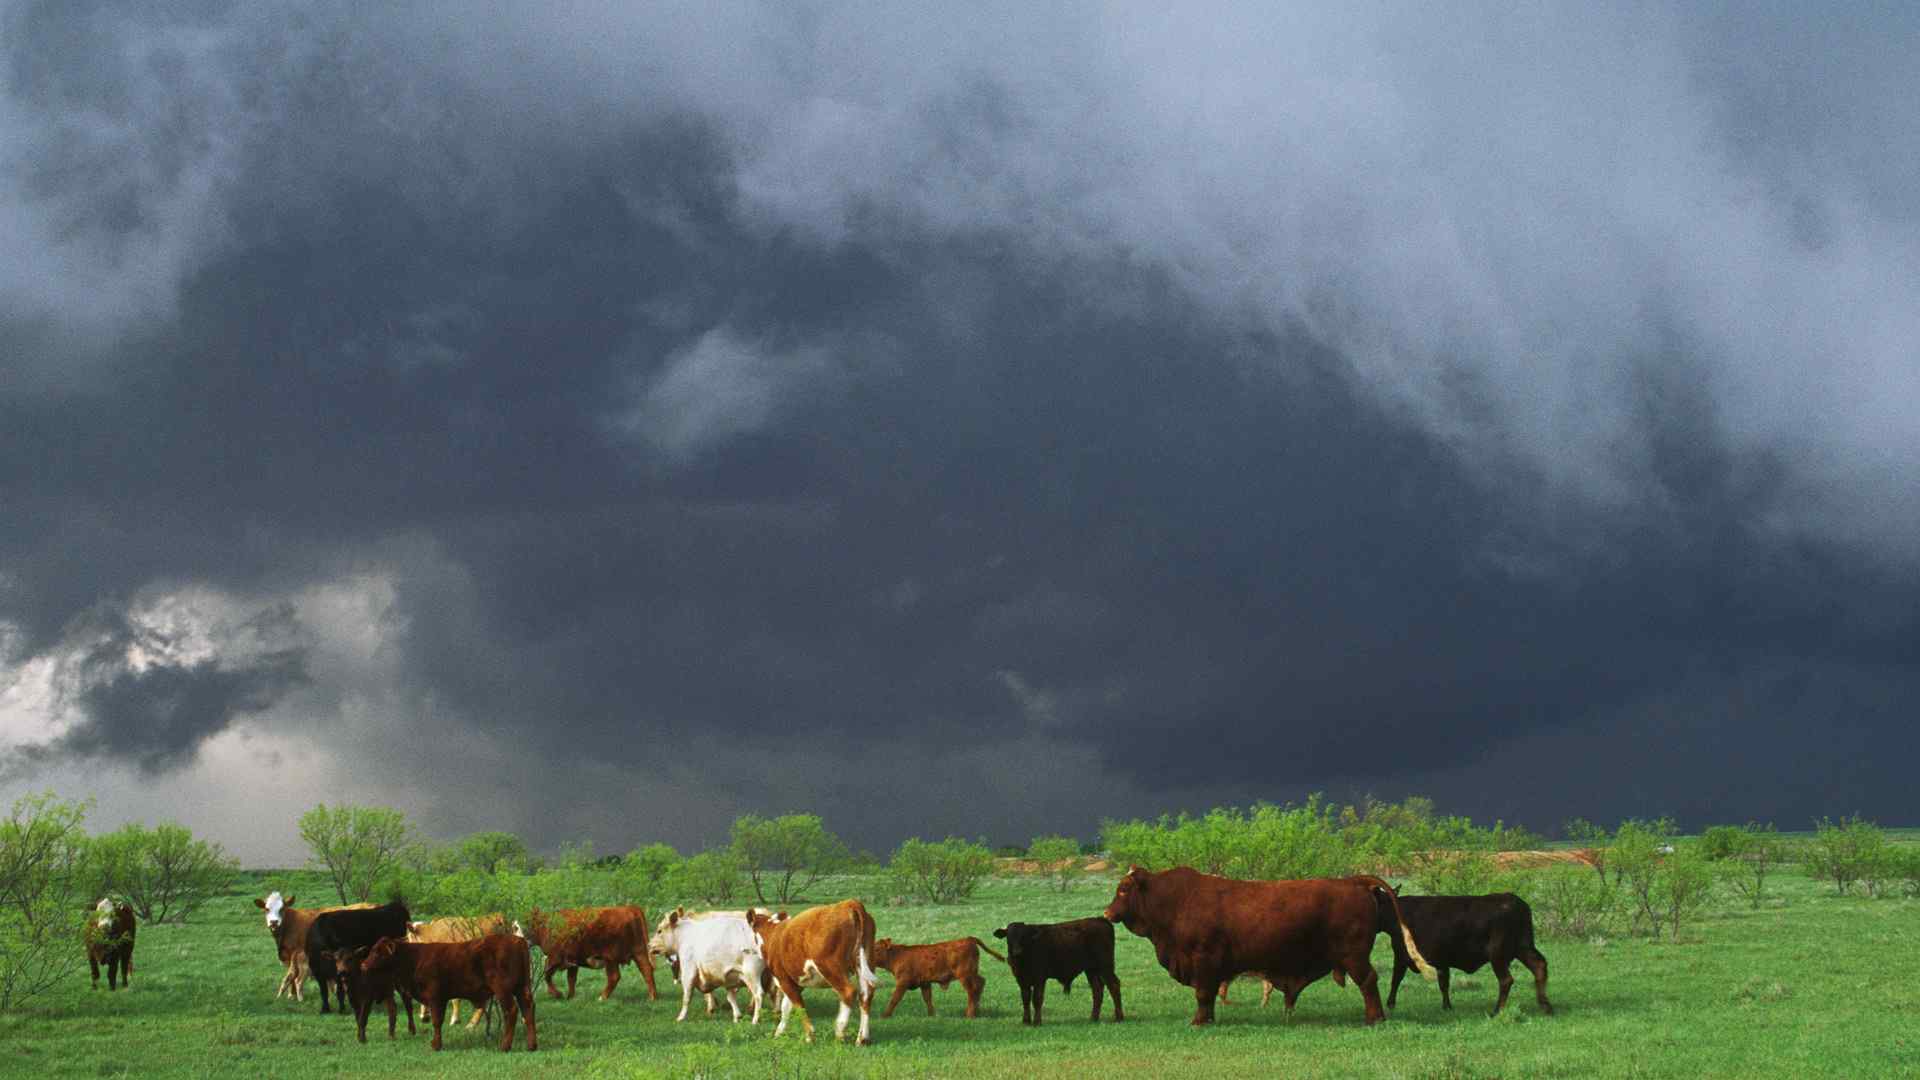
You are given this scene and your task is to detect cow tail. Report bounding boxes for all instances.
[852,904,879,998]
[1351,875,1439,983]
[969,938,1009,965]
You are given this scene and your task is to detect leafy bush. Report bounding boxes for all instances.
[0,793,92,1011]
[454,831,533,875]
[1563,818,1616,885]
[619,843,681,903]
[730,814,851,904]
[1699,825,1749,861]
[298,804,415,903]
[1610,819,1716,940]
[1723,823,1789,908]
[1805,815,1886,896]
[674,849,746,906]
[1529,864,1620,939]
[1102,798,1358,882]
[1027,835,1082,892]
[87,822,239,923]
[890,838,994,904]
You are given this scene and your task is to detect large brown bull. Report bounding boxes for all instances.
[1103,866,1433,1026]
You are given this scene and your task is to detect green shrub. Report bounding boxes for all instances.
[1699,825,1749,861]
[86,822,239,924]
[1027,835,1081,892]
[0,793,92,1012]
[298,804,415,903]
[1723,823,1789,909]
[889,838,995,903]
[673,849,746,906]
[1528,864,1620,939]
[1805,815,1886,896]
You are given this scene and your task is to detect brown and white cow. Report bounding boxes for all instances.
[519,905,660,1002]
[407,913,511,1027]
[747,900,879,1044]
[86,898,136,990]
[871,936,1007,1018]
[253,893,374,1001]
[360,935,537,1052]
[1103,866,1433,1026]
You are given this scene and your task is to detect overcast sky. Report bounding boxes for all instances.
[4,2,1917,865]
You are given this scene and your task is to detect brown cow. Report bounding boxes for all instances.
[871,936,1008,1019]
[252,893,374,1001]
[520,905,660,1002]
[747,900,879,1044]
[361,935,537,1052]
[1103,866,1434,1026]
[408,914,510,1027]
[86,898,136,990]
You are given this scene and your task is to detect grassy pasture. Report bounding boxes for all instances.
[3,867,1916,1079]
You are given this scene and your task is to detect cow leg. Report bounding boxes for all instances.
[353,996,371,1044]
[722,986,742,1021]
[677,975,695,1022]
[465,996,488,1029]
[403,990,417,1035]
[921,984,936,1016]
[496,994,518,1052]
[1437,967,1453,1010]
[1190,979,1220,1026]
[1388,954,1409,1008]
[599,955,621,1001]
[1105,974,1124,1022]
[566,965,579,999]
[1349,959,1386,1025]
[1283,981,1301,1016]
[964,974,984,1018]
[636,951,660,1001]
[1491,960,1514,1017]
[1263,979,1277,1009]
[747,977,765,1025]
[385,993,399,1040]
[1031,980,1047,1026]
[882,981,908,1018]
[541,958,565,1000]
[90,954,101,990]
[429,999,448,1051]
[1089,973,1105,1021]
[1523,946,1553,1014]
[1019,980,1034,1025]
[1217,978,1233,1005]
[521,983,538,1050]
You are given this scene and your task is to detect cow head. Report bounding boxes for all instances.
[744,909,788,949]
[1102,866,1150,930]
[255,891,293,933]
[649,909,685,957]
[991,923,1030,959]
[360,937,404,975]
[94,897,115,932]
[870,938,898,969]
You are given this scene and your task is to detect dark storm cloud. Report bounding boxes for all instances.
[4,1,1919,856]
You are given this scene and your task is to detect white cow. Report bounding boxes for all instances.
[649,907,772,1024]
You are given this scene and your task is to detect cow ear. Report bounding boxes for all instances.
[254,898,267,910]
[992,927,1007,938]
[286,895,295,906]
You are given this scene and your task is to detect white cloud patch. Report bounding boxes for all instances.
[621,326,835,460]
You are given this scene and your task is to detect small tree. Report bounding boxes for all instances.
[1530,863,1619,940]
[675,849,745,906]
[617,843,681,903]
[1655,845,1717,940]
[456,831,532,875]
[88,822,238,923]
[298,804,414,903]
[0,793,92,1011]
[1805,815,1885,896]
[1725,823,1787,909]
[729,814,851,904]
[1564,818,1614,886]
[890,838,994,904]
[1612,818,1676,939]
[1028,835,1081,892]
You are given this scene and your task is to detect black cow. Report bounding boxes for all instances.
[990,918,1122,1025]
[1381,892,1552,1016]
[306,901,411,1015]
[331,946,419,1043]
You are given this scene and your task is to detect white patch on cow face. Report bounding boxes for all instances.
[511,919,525,939]
[263,891,285,932]
[96,897,113,931]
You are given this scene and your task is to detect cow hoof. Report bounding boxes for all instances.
[858,1037,873,1047]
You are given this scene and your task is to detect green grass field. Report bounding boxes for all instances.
[4,868,1916,1079]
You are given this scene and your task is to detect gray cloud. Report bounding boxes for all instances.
[3,2,1918,858]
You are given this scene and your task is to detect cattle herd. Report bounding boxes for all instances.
[85,866,1553,1054]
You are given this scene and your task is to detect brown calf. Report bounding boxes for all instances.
[747,900,880,1044]
[407,914,511,1027]
[330,946,417,1043]
[520,905,661,1002]
[361,935,537,1052]
[86,899,136,991]
[871,936,1008,1018]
